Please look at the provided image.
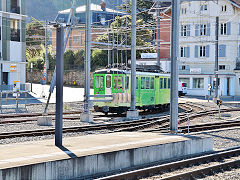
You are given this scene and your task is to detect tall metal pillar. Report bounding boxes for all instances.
[215,17,219,98]
[157,2,161,67]
[45,21,49,82]
[127,0,139,119]
[81,0,93,122]
[170,0,180,132]
[55,25,64,147]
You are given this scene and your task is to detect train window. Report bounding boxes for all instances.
[125,76,129,89]
[146,77,150,89]
[164,78,167,89]
[106,75,111,88]
[168,78,171,88]
[160,78,163,89]
[95,76,104,88]
[141,77,145,89]
[151,77,154,89]
[95,76,100,88]
[113,76,123,88]
[136,77,138,89]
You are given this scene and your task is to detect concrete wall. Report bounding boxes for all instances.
[0,135,213,180]
[26,70,94,87]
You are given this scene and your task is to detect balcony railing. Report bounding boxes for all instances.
[10,6,20,14]
[11,28,20,42]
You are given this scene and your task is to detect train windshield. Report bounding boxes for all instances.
[95,76,104,88]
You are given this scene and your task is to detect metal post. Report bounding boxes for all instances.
[81,0,93,122]
[55,25,64,147]
[45,20,49,83]
[30,63,33,92]
[215,17,219,98]
[218,104,221,119]
[127,0,139,119]
[170,0,180,133]
[157,2,161,67]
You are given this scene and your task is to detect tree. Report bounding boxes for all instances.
[119,0,154,23]
[91,50,108,71]
[96,15,155,60]
[64,50,75,70]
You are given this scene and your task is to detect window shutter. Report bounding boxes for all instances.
[186,65,190,70]
[186,46,190,58]
[227,22,231,35]
[195,24,199,36]
[207,23,210,36]
[219,44,226,57]
[195,45,199,58]
[206,45,210,57]
[187,24,191,36]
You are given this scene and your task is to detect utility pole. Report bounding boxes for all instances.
[81,0,93,122]
[127,0,139,119]
[55,25,64,147]
[45,20,49,83]
[157,2,161,68]
[170,0,180,133]
[215,16,219,98]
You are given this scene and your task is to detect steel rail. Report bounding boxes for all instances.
[96,147,240,180]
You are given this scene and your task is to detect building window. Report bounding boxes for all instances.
[200,24,207,36]
[199,46,206,57]
[73,36,79,44]
[193,78,204,89]
[219,65,226,70]
[180,47,189,58]
[222,5,227,12]
[200,4,207,11]
[182,65,186,70]
[181,8,187,14]
[181,25,187,36]
[10,19,20,42]
[221,23,227,35]
[11,0,20,14]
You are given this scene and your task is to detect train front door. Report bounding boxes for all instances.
[105,75,112,95]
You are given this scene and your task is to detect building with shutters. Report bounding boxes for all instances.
[0,0,26,89]
[179,0,240,97]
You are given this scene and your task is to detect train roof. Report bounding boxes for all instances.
[94,68,170,77]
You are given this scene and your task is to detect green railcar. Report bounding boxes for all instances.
[94,68,170,114]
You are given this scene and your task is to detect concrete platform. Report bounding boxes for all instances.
[0,132,213,180]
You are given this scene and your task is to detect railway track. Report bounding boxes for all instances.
[1,106,240,140]
[97,147,240,180]
[0,103,188,124]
